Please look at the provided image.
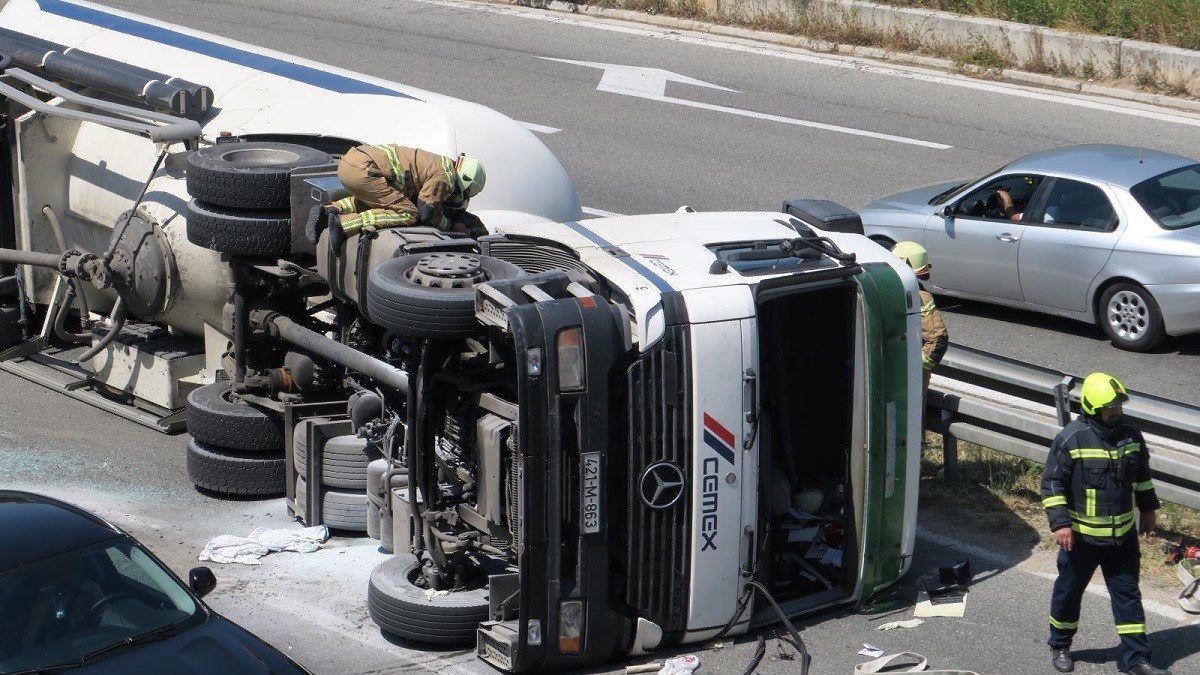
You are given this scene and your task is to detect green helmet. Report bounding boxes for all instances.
[456,155,486,198]
[891,241,930,274]
[1080,372,1129,416]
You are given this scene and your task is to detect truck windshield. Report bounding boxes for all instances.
[710,239,843,276]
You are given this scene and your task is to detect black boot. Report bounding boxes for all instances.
[1128,662,1171,675]
[1051,648,1074,673]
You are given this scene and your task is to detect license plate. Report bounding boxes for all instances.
[581,452,602,534]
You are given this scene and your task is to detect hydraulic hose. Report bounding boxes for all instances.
[76,297,127,362]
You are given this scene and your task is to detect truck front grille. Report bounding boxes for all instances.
[625,326,691,635]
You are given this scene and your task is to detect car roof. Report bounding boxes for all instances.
[1004,144,1197,187]
[0,490,124,571]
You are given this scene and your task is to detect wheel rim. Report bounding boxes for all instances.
[219,148,303,166]
[407,253,487,289]
[1106,289,1150,342]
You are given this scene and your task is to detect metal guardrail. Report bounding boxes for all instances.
[927,343,1200,511]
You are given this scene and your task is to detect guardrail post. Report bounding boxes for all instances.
[941,410,959,482]
[1054,376,1074,427]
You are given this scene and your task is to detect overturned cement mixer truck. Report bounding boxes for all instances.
[0,0,924,672]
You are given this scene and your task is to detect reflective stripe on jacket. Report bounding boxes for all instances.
[1040,415,1160,546]
[354,144,462,229]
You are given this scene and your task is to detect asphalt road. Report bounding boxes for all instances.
[86,0,1200,405]
[2,1,1199,674]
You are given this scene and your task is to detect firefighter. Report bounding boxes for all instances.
[307,144,486,251]
[891,241,948,413]
[1041,373,1168,675]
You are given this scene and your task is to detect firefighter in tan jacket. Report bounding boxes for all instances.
[307,144,486,251]
[892,241,949,412]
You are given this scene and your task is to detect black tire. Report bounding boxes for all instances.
[295,477,368,531]
[186,438,285,496]
[186,142,332,209]
[367,554,493,644]
[1098,282,1166,352]
[366,253,525,339]
[295,434,381,491]
[187,382,283,451]
[186,199,292,256]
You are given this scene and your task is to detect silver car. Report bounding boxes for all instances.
[860,144,1200,351]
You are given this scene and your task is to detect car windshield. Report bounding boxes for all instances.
[928,164,1005,206]
[1130,163,1200,230]
[0,538,201,673]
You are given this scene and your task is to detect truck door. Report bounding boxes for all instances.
[855,263,916,599]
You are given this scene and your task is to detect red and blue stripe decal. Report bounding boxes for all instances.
[563,221,674,293]
[37,0,413,98]
[702,412,736,465]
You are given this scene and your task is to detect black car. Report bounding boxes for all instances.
[0,490,309,674]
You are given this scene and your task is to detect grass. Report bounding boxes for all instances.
[566,0,1199,96]
[874,0,1200,52]
[920,432,1200,590]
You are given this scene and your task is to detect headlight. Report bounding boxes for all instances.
[527,618,543,646]
[556,327,585,391]
[558,599,584,654]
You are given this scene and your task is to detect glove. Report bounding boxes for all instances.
[450,209,487,238]
[416,198,436,225]
[305,204,340,245]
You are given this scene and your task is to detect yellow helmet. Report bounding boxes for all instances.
[1080,372,1129,416]
[891,241,930,274]
[456,155,486,198]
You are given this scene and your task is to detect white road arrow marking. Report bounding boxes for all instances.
[542,58,951,149]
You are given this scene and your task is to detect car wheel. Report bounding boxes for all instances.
[367,554,496,645]
[187,382,284,451]
[186,199,292,256]
[366,253,525,339]
[1098,282,1165,352]
[295,434,380,491]
[186,141,332,209]
[295,477,368,532]
[186,438,286,496]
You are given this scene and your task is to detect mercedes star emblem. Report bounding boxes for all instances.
[639,461,686,510]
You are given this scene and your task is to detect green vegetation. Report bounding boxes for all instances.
[920,433,1200,589]
[879,0,1200,51]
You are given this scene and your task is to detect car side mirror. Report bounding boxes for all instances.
[189,567,217,598]
[940,204,954,218]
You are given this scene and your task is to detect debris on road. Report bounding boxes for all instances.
[199,525,330,565]
[876,618,923,630]
[857,643,885,657]
[657,655,700,674]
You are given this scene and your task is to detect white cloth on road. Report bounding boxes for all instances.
[199,525,330,565]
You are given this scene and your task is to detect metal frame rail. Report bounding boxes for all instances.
[928,343,1200,511]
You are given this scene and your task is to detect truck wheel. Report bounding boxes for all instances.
[295,434,381,491]
[186,141,332,209]
[0,304,22,347]
[187,382,284,451]
[295,477,368,531]
[367,554,493,644]
[186,199,292,257]
[186,438,285,496]
[366,253,525,339]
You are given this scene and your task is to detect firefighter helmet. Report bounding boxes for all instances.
[892,241,930,274]
[1080,372,1129,416]
[456,155,486,198]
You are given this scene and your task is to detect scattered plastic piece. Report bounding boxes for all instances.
[858,643,885,657]
[876,618,924,630]
[658,654,699,674]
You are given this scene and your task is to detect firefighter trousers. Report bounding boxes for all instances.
[1048,537,1151,671]
[335,146,413,235]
